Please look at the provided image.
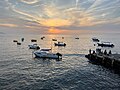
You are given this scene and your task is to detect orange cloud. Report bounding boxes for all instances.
[48,27,66,34]
[0,24,18,27]
[48,28,94,35]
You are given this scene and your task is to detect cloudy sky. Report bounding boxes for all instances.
[0,0,120,34]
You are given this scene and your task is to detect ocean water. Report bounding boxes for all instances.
[0,33,120,90]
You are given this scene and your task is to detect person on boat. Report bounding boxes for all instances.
[89,49,91,54]
[108,50,112,55]
[93,50,95,54]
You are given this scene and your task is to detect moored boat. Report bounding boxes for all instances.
[13,40,18,42]
[21,38,24,42]
[41,36,45,40]
[75,37,79,39]
[31,39,37,42]
[92,38,99,42]
[28,44,40,49]
[34,49,62,59]
[54,42,66,46]
[97,42,114,47]
[17,42,21,45]
[52,39,57,41]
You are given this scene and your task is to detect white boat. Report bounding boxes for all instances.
[28,44,40,49]
[54,42,66,46]
[34,49,62,59]
[97,42,114,47]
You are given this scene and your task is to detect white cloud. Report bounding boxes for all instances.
[20,0,39,4]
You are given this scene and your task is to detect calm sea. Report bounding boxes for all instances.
[0,32,120,90]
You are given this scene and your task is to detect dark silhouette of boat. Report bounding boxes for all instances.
[21,38,24,42]
[52,39,57,41]
[31,39,37,42]
[54,42,66,46]
[75,37,79,39]
[13,40,18,42]
[41,36,45,40]
[17,42,21,45]
[92,38,99,42]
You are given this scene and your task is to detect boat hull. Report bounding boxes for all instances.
[28,45,40,49]
[92,38,99,42]
[54,43,66,46]
[34,52,62,59]
[97,43,114,47]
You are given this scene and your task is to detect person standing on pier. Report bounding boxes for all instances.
[109,50,112,54]
[89,49,91,54]
[104,50,107,55]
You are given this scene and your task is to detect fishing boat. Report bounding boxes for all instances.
[13,40,18,42]
[31,39,37,42]
[34,49,62,59]
[17,42,21,45]
[75,37,79,39]
[21,38,24,42]
[97,42,114,47]
[41,36,45,40]
[92,38,99,42]
[52,39,57,41]
[62,37,64,39]
[28,44,40,49]
[54,42,66,46]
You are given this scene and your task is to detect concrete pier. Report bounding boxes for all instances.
[85,53,120,72]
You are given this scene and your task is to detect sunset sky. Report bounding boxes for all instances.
[0,0,120,34]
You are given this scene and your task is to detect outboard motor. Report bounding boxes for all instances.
[56,53,62,59]
[36,46,40,50]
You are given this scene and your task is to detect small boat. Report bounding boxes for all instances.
[75,37,79,39]
[42,36,45,38]
[41,36,45,40]
[13,40,18,42]
[97,42,114,47]
[31,39,37,42]
[92,38,99,42]
[17,42,21,45]
[40,48,51,51]
[52,39,57,41]
[21,38,24,42]
[28,44,40,49]
[34,49,62,59]
[54,42,66,46]
[41,37,44,40]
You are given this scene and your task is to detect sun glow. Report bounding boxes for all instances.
[48,27,64,34]
[40,18,71,27]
